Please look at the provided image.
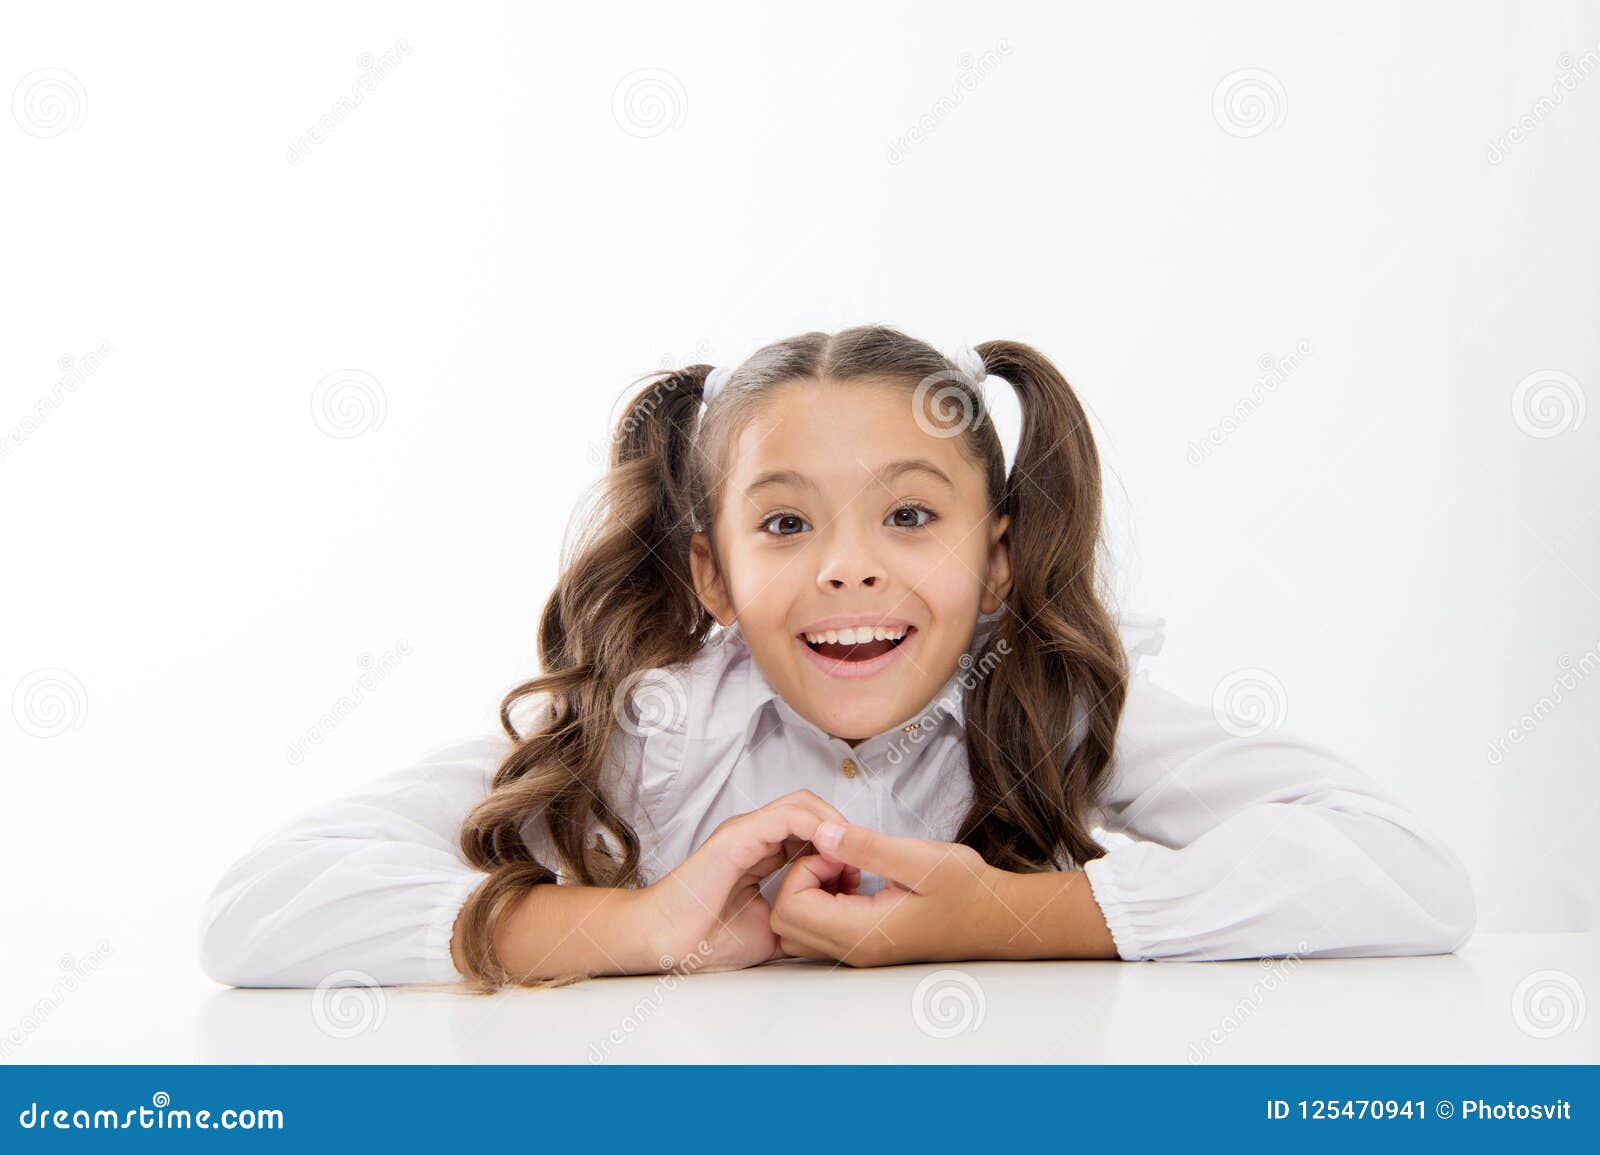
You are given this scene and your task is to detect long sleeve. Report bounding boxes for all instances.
[1081,671,1477,961]
[197,735,509,988]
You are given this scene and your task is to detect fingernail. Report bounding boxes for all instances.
[815,820,845,853]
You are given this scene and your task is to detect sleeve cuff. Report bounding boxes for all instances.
[420,871,490,983]
[1082,853,1149,961]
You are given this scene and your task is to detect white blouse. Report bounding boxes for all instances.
[197,611,1477,987]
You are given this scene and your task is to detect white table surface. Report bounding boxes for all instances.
[5,933,1594,1065]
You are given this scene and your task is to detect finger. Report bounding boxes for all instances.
[712,804,834,878]
[773,851,846,902]
[769,854,848,952]
[707,791,839,845]
[739,837,812,887]
[769,854,881,935]
[761,789,847,826]
[776,882,903,958]
[777,936,833,962]
[819,859,857,895]
[769,854,912,959]
[810,820,945,890]
[743,846,789,882]
[770,797,852,871]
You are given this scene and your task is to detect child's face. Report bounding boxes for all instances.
[690,379,1011,744]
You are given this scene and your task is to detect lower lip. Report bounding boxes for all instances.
[796,627,916,680]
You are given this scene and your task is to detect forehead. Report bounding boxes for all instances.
[724,379,983,506]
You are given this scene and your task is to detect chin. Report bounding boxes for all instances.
[811,703,892,742]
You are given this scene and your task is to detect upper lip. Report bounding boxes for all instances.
[795,614,916,636]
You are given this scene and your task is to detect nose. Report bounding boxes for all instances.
[816,521,884,591]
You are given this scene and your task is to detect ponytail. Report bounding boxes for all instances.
[952,341,1128,872]
[452,364,718,989]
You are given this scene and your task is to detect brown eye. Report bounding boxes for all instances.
[887,504,935,530]
[761,512,809,537]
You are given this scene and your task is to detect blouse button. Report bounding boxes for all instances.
[840,757,857,778]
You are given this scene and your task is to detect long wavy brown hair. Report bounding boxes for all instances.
[450,324,1131,991]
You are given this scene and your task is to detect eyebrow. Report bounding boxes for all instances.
[743,458,954,500]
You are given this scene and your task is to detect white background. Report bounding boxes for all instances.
[2,1,1596,1003]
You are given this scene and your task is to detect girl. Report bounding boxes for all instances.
[198,326,1476,992]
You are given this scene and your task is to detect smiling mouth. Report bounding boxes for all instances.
[801,627,915,663]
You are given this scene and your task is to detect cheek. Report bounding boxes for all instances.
[726,545,804,613]
[909,543,988,610]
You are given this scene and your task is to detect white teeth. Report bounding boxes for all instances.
[803,625,908,645]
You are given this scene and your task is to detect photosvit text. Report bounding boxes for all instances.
[1265,1098,1573,1122]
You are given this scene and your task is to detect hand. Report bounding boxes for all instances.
[769,819,1013,967]
[632,790,860,973]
